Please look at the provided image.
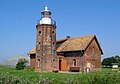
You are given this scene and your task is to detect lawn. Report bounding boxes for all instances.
[0,66,120,84]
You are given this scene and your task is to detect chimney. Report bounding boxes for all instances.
[66,36,70,39]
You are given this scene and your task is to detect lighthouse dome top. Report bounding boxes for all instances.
[40,6,52,24]
[38,5,56,25]
[41,5,51,17]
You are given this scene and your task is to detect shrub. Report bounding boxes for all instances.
[15,59,28,70]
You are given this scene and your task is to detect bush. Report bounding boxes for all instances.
[15,59,28,70]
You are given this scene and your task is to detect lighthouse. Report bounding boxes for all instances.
[36,6,57,71]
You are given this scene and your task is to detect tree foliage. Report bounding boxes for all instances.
[15,59,28,70]
[102,55,120,67]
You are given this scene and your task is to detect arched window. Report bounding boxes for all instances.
[73,59,77,67]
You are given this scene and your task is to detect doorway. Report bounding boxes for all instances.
[59,59,62,70]
[59,59,68,71]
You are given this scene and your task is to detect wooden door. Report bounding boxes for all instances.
[59,59,68,71]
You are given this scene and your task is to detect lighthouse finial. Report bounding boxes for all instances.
[45,4,48,11]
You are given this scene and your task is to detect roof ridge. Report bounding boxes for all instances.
[67,34,95,39]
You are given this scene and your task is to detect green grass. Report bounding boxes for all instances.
[0,66,120,84]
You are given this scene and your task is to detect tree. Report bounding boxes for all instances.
[16,58,28,70]
[114,55,120,67]
[102,58,109,67]
[102,57,118,67]
[115,55,120,64]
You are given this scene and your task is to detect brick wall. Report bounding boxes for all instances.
[84,39,101,72]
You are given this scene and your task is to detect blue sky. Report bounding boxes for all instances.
[0,0,120,61]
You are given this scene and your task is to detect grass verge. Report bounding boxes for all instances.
[0,66,120,84]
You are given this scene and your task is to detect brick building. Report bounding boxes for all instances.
[28,6,103,72]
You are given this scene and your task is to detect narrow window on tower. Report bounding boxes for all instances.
[38,59,40,67]
[53,59,55,62]
[38,42,40,51]
[53,42,55,45]
[52,58,55,63]
[52,31,54,34]
[39,31,41,35]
